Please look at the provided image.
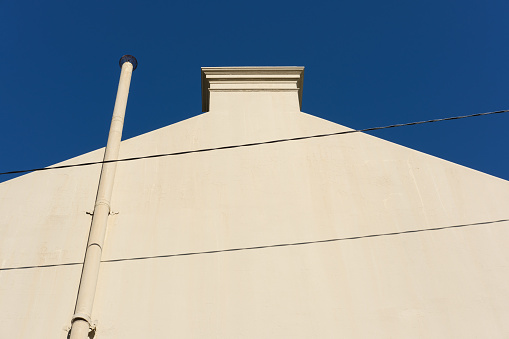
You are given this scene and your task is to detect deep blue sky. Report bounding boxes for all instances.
[1,1,508,183]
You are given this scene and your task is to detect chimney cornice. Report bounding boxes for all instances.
[201,67,304,112]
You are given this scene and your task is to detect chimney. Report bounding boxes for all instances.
[201,67,304,114]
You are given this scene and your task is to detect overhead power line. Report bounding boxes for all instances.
[1,218,507,271]
[1,109,507,176]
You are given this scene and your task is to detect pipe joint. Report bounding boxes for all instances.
[111,115,124,124]
[95,200,111,212]
[87,242,103,250]
[71,313,92,326]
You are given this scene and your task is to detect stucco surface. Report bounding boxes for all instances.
[1,67,509,338]
[95,106,509,337]
[0,150,104,338]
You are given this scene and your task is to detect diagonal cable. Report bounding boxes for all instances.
[1,218,507,271]
[1,109,507,176]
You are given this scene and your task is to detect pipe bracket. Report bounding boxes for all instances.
[71,313,97,331]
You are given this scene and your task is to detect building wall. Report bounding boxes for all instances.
[96,109,509,338]
[1,81,509,337]
[0,150,103,338]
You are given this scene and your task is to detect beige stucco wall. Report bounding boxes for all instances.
[94,109,509,338]
[1,67,509,338]
[0,150,104,337]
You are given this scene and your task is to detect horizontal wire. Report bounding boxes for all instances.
[1,218,507,271]
[1,109,507,176]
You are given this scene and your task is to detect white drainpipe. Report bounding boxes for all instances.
[69,55,137,339]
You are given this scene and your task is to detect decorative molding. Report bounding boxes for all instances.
[201,67,304,112]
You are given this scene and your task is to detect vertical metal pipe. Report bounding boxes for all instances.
[70,55,137,339]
